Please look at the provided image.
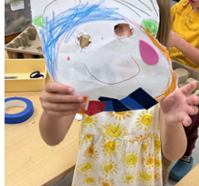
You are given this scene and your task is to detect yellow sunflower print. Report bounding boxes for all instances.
[136,110,154,131]
[78,133,93,149]
[141,140,150,153]
[154,159,161,170]
[72,105,162,186]
[84,143,99,160]
[83,174,96,186]
[84,133,93,143]
[101,139,121,157]
[100,160,118,177]
[129,133,153,143]
[98,177,114,186]
[121,172,134,184]
[78,139,83,149]
[84,115,99,128]
[99,122,128,139]
[138,171,153,182]
[153,134,161,152]
[76,162,94,176]
[141,153,154,170]
[109,111,133,121]
[121,151,138,168]
[154,172,161,181]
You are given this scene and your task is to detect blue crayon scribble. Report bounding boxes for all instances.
[39,2,125,80]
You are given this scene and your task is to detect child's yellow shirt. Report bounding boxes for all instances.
[72,105,162,186]
[168,0,199,71]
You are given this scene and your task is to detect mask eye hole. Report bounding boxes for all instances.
[77,34,92,49]
[114,23,133,38]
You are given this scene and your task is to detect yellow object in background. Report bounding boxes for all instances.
[168,0,199,71]
[5,59,47,92]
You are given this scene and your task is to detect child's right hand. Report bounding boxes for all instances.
[40,82,85,119]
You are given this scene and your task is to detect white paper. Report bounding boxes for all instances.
[30,0,177,113]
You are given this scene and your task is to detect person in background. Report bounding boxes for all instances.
[167,0,199,182]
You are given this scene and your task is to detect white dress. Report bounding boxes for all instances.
[72,105,162,186]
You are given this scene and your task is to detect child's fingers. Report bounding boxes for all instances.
[41,92,84,103]
[187,96,199,106]
[45,109,79,118]
[187,106,199,116]
[181,82,197,96]
[42,102,85,111]
[45,83,74,94]
[182,115,192,127]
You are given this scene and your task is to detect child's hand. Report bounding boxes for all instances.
[40,82,85,119]
[160,82,199,127]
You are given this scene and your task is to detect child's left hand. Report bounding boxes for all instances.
[160,82,199,127]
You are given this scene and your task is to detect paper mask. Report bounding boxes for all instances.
[31,0,177,115]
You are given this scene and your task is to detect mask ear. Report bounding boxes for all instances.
[33,15,45,28]
[142,19,159,36]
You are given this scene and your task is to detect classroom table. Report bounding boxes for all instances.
[5,74,81,186]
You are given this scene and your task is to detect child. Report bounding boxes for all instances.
[167,0,199,182]
[168,0,199,70]
[39,0,199,186]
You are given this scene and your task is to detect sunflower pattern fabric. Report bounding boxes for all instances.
[72,105,162,186]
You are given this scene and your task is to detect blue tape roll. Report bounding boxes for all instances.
[5,97,34,124]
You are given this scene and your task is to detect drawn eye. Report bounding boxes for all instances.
[77,33,92,49]
[114,23,133,38]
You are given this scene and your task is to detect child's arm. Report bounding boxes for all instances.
[168,31,199,66]
[160,82,199,161]
[39,83,85,146]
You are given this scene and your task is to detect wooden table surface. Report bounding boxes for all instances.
[4,50,81,186]
[5,68,81,186]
